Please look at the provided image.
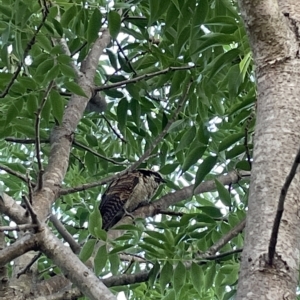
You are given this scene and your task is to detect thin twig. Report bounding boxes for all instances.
[35,81,54,190]
[120,253,149,263]
[116,40,137,75]
[244,110,254,169]
[102,115,127,143]
[0,11,48,98]
[70,41,88,57]
[202,218,246,257]
[0,224,38,232]
[0,164,29,184]
[50,215,81,254]
[73,140,125,165]
[268,146,300,265]
[5,137,124,166]
[5,137,49,144]
[26,172,34,205]
[22,195,41,228]
[95,65,196,92]
[201,248,243,261]
[158,210,184,217]
[16,252,42,278]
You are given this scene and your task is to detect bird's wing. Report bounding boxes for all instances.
[99,172,140,230]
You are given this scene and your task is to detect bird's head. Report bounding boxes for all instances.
[137,169,166,184]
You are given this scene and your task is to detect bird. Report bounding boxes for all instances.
[99,169,166,231]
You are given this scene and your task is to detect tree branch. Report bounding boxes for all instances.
[0,193,29,224]
[16,252,42,278]
[200,248,243,261]
[95,65,196,92]
[132,170,250,220]
[39,226,116,300]
[35,81,54,190]
[50,214,81,254]
[268,146,300,265]
[0,164,29,185]
[0,224,38,232]
[0,219,9,292]
[0,233,39,266]
[202,218,246,257]
[73,140,125,165]
[22,195,41,228]
[102,115,127,143]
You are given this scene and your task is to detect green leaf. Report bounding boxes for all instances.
[236,160,251,171]
[167,120,185,133]
[215,179,231,206]
[218,132,244,152]
[191,33,237,55]
[109,253,120,275]
[79,239,96,262]
[85,152,96,174]
[59,63,76,78]
[162,290,176,300]
[94,245,107,276]
[191,262,204,295]
[6,98,23,124]
[194,156,218,189]
[176,126,196,152]
[117,98,128,131]
[88,205,102,237]
[181,146,207,173]
[43,64,60,84]
[87,9,102,44]
[204,263,216,291]
[61,5,77,27]
[226,144,250,159]
[49,90,65,123]
[108,11,121,39]
[64,81,88,97]
[148,261,160,287]
[197,206,223,218]
[160,163,179,175]
[149,0,170,25]
[173,262,186,294]
[107,49,118,70]
[129,98,141,127]
[160,261,173,291]
[26,94,38,115]
[35,59,54,76]
[207,49,240,81]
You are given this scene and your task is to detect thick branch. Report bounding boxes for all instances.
[238,0,295,65]
[39,226,116,300]
[0,233,39,266]
[0,193,29,224]
[134,171,250,219]
[34,30,111,222]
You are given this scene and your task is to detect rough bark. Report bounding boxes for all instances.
[237,1,300,299]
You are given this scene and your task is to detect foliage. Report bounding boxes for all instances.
[0,0,256,299]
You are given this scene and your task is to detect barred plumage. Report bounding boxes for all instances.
[99,169,166,231]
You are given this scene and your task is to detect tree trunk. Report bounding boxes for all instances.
[237,1,300,298]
